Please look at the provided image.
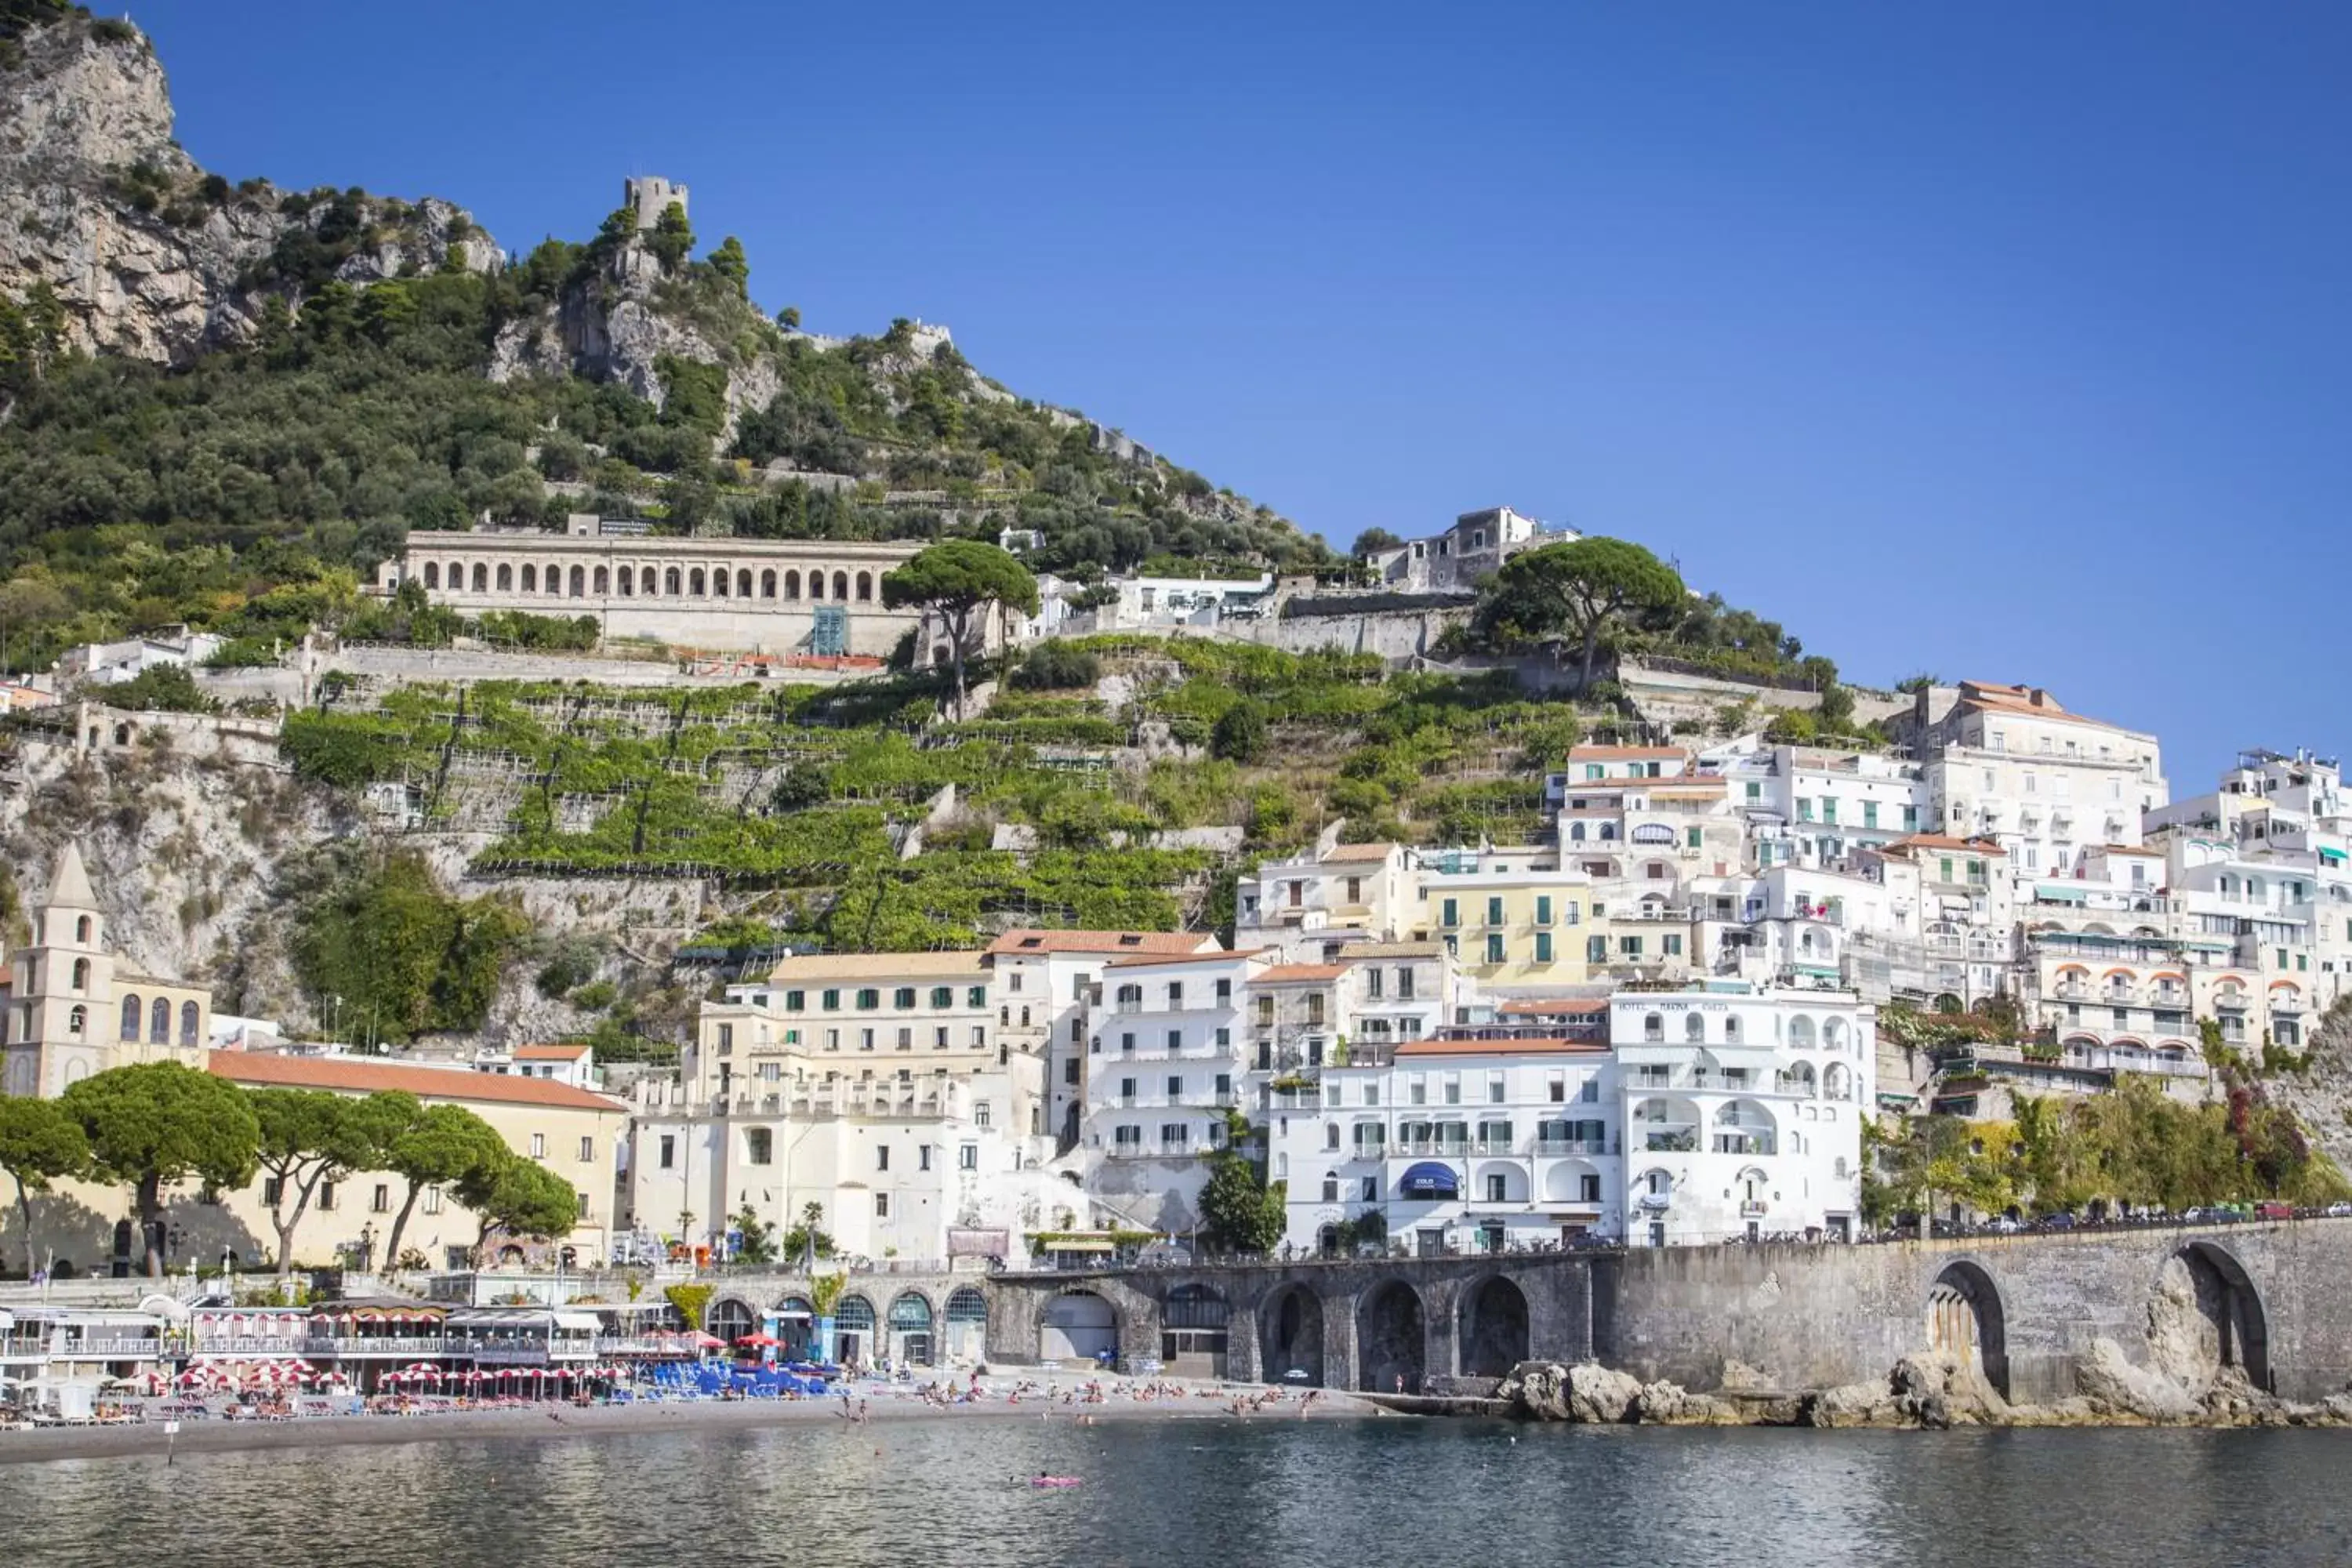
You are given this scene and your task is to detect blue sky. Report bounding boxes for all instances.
[136,1,2352,783]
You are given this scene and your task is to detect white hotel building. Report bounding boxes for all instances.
[1269,982,1873,1254]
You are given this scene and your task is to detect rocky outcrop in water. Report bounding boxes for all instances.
[1498,1348,2352,1430]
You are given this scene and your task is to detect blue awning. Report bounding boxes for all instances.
[1399,1161,1459,1199]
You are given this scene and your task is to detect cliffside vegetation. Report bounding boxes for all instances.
[1864,1074,2347,1223]
[0,185,1324,672]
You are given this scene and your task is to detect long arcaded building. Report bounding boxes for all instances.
[376,524,945,659]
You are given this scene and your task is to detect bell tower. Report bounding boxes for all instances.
[3,841,114,1098]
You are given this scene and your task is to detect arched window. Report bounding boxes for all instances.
[809,572,825,600]
[855,571,873,601]
[690,568,706,597]
[70,957,89,992]
[640,567,657,597]
[1788,1015,1817,1048]
[423,563,440,590]
[1570,822,1586,841]
[120,996,141,1041]
[446,561,463,589]
[666,568,682,596]
[1642,1013,1664,1042]
[568,565,586,597]
[521,564,536,593]
[471,564,488,593]
[180,1000,200,1047]
[150,996,170,1044]
[738,569,754,598]
[786,570,802,600]
[617,566,633,597]
[495,564,513,592]
[761,569,778,599]
[1684,1013,1704,1042]
[74,915,91,945]
[713,569,730,598]
[593,566,609,595]
[67,1005,85,1036]
[832,571,850,600]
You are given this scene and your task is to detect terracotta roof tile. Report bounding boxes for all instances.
[1882,833,2008,857]
[1497,998,1610,1015]
[1103,949,1264,969]
[1255,964,1348,983]
[984,930,1214,957]
[767,951,985,981]
[1319,842,1399,863]
[1566,746,1689,760]
[209,1051,626,1112]
[514,1044,590,1060]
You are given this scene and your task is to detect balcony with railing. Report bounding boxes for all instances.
[306,1333,449,1359]
[1393,1135,1474,1158]
[1534,1136,1613,1156]
[189,1333,310,1357]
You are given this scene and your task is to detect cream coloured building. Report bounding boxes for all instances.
[378,524,971,661]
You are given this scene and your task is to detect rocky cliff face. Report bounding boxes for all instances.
[488,246,781,433]
[0,16,492,365]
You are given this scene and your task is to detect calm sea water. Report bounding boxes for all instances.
[2,1418,2347,1566]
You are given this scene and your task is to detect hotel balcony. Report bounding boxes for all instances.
[305,1334,450,1359]
[1534,1137,1613,1156]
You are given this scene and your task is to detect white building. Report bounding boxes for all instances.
[1911,681,2168,883]
[1362,506,1569,594]
[1271,1034,1619,1258]
[1074,949,1265,1232]
[982,928,1219,1156]
[1612,985,1871,1247]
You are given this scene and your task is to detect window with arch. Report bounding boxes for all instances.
[67,1004,85,1036]
[74,915,92,945]
[662,567,679,595]
[1683,1013,1704,1042]
[738,569,754,598]
[688,568,705,597]
[180,1000,200,1047]
[833,571,850,599]
[568,565,586,598]
[809,572,825,600]
[1788,1015,1817,1048]
[786,569,802,599]
[423,563,441,590]
[495,564,513,591]
[70,957,89,992]
[119,995,141,1041]
[471,563,488,593]
[150,996,170,1044]
[1642,1012,1664,1042]
[1322,1173,1339,1202]
[1570,822,1586,841]
[761,569,778,599]
[521,564,536,593]
[618,566,634,597]
[593,566,609,595]
[855,571,873,601]
[1325,1123,1341,1150]
[713,569,730,598]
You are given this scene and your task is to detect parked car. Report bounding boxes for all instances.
[2034,1212,2076,1231]
[1983,1215,2022,1235]
[2253,1201,2295,1221]
[2325,1201,2352,1219]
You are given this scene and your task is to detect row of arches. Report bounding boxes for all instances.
[118,995,201,1047]
[709,1286,991,1368]
[420,560,876,604]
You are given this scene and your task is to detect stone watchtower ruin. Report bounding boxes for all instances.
[624,175,688,231]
